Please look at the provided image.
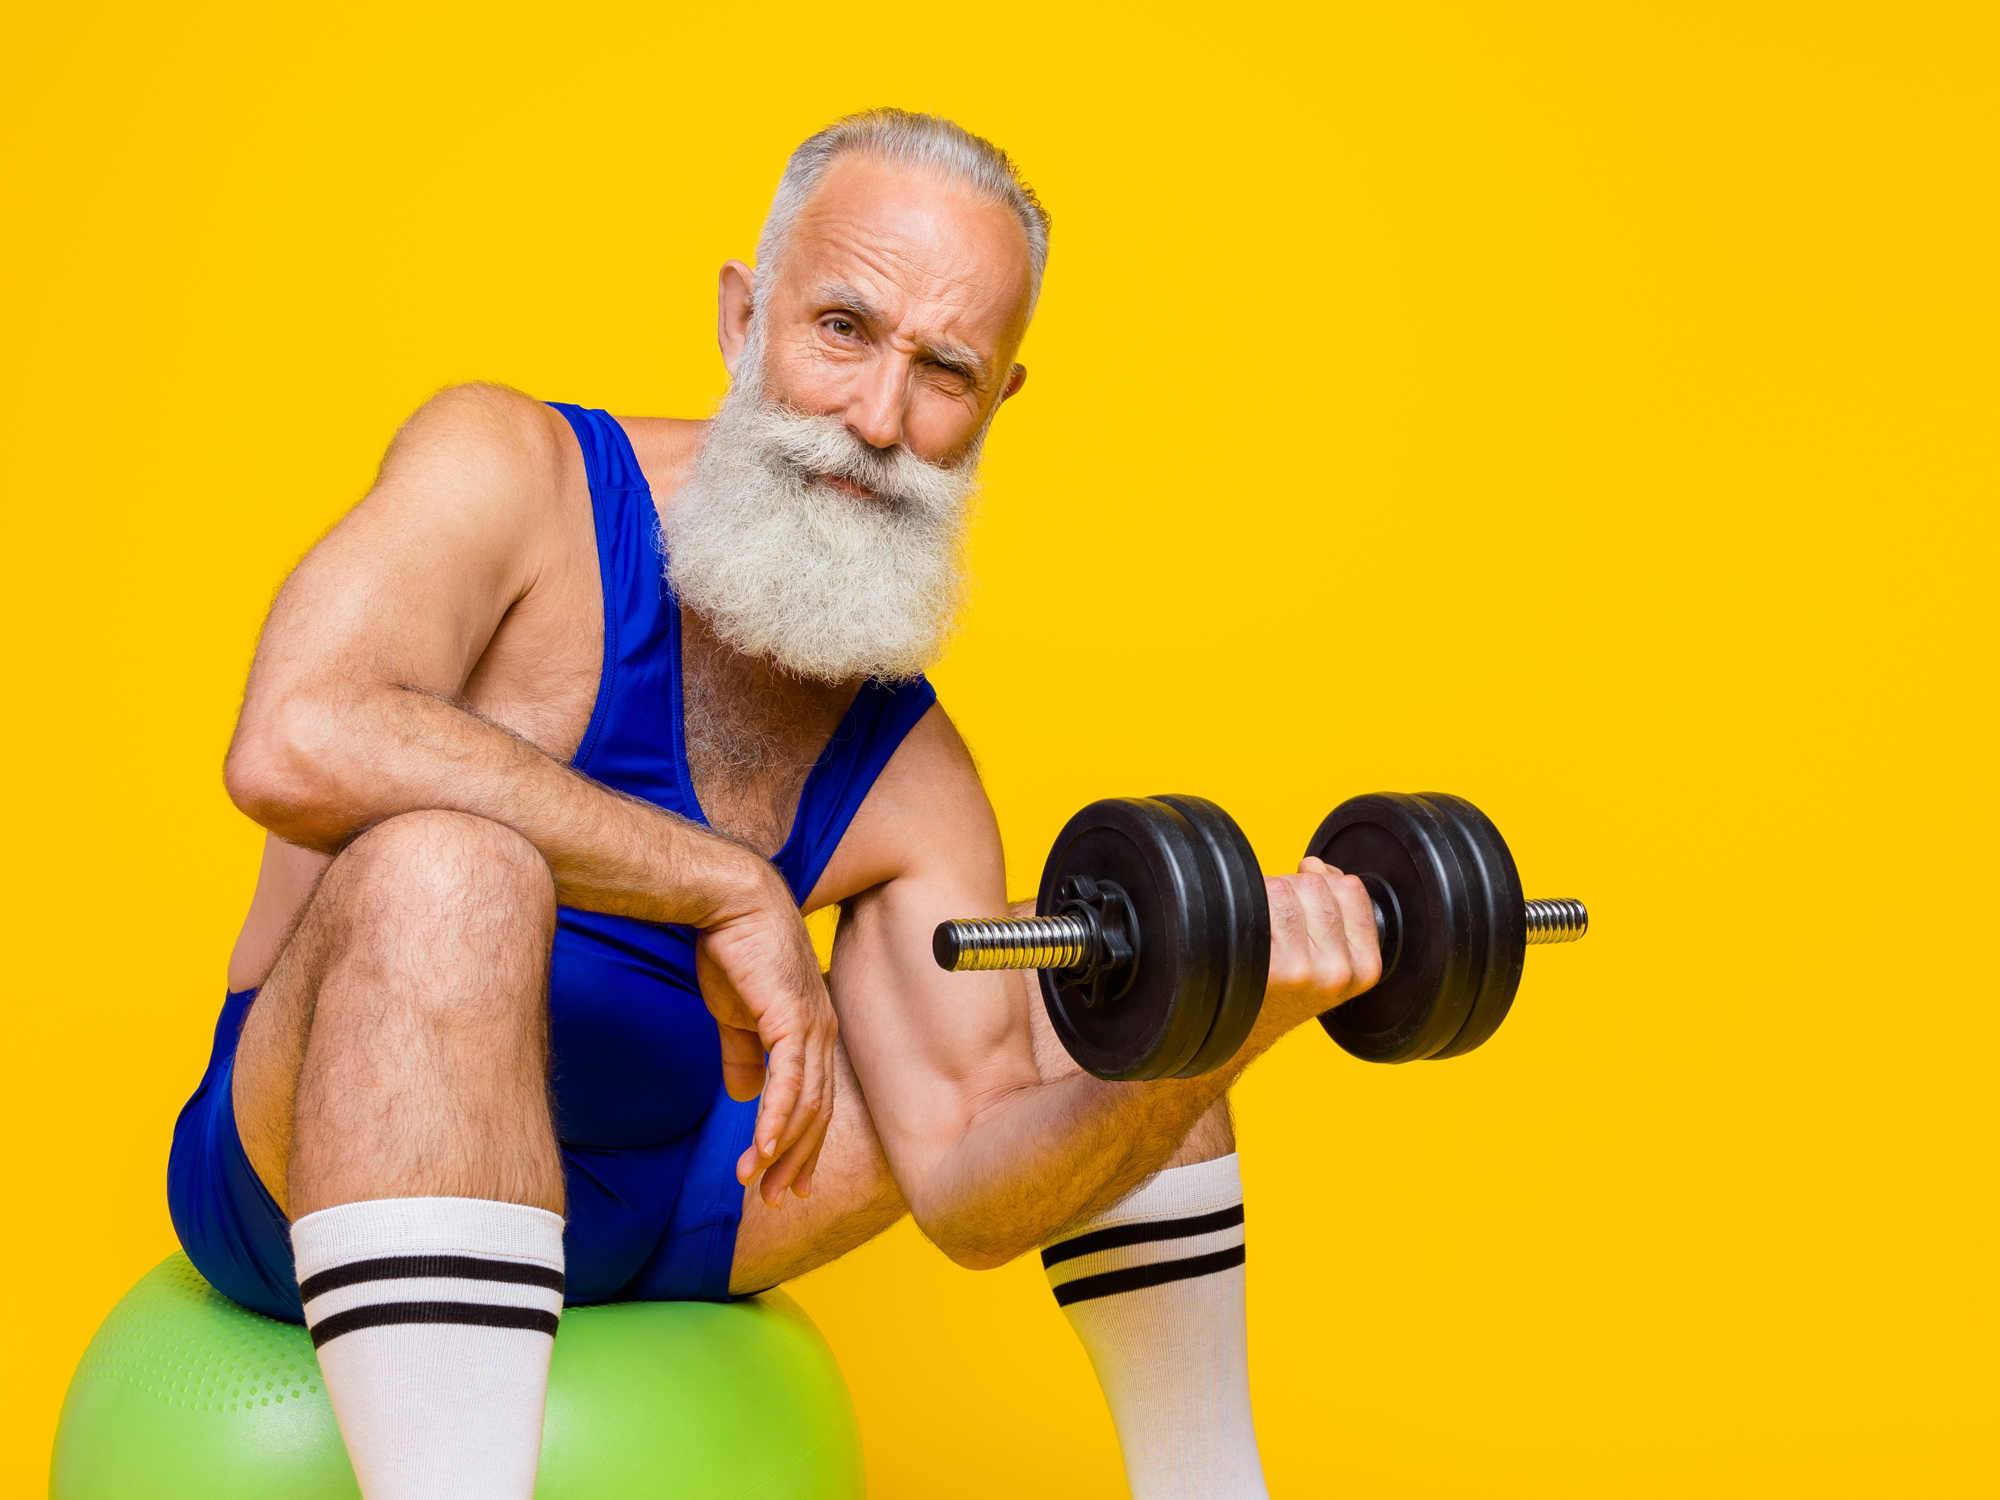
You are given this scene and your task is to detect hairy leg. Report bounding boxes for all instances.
[226,811,569,1500]
[232,809,564,1218]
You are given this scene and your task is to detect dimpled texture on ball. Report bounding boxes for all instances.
[75,1255,322,1412]
[51,1253,863,1500]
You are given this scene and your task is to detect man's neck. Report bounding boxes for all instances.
[621,413,708,505]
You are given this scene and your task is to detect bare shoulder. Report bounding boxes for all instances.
[295,382,594,601]
[377,382,573,500]
[268,383,597,673]
[806,702,1004,911]
[616,415,708,505]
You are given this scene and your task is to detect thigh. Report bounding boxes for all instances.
[729,1036,908,1293]
[168,995,310,1322]
[230,877,342,1213]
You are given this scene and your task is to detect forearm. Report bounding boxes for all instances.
[906,1000,1287,1268]
[228,681,757,925]
[826,734,1376,1266]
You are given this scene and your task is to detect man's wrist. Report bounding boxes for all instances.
[668,824,780,928]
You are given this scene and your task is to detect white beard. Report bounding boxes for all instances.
[662,338,984,684]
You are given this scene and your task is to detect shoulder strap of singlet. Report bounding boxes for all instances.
[773,677,938,902]
[550,401,648,491]
[545,403,687,801]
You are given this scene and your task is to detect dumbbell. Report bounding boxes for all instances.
[933,792,1587,1081]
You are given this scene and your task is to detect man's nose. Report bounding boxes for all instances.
[843,354,909,452]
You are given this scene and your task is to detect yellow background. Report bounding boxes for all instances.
[2,2,1992,1494]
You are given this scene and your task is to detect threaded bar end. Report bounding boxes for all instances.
[934,915,1091,972]
[1524,898,1588,944]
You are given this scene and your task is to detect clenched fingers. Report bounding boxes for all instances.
[1316,858,1384,992]
[1264,857,1383,1023]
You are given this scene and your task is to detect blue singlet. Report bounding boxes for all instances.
[167,403,937,1323]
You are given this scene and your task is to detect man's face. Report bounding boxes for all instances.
[731,155,1032,477]
[668,156,1033,685]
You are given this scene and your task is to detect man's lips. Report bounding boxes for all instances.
[821,474,879,500]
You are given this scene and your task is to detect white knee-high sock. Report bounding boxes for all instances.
[291,1197,565,1500]
[1043,1154,1266,1500]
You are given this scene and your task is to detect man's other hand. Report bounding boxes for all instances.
[694,866,838,1205]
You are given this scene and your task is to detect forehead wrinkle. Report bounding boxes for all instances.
[793,195,1025,330]
[795,157,1026,274]
[831,233,1003,316]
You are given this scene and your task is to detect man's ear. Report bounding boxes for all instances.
[1002,363,1028,400]
[718,260,756,376]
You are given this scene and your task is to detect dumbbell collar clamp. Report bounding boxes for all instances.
[1052,876,1141,1008]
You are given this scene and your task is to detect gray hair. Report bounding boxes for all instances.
[754,108,1051,314]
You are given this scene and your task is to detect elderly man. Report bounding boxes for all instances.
[168,110,1379,1500]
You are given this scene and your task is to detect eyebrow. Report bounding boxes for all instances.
[813,280,990,386]
[815,280,884,323]
[918,336,988,385]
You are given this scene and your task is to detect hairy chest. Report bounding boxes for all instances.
[680,619,858,858]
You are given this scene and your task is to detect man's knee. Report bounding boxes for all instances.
[307,811,557,1024]
[329,810,555,932]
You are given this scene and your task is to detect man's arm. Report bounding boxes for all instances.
[222,384,834,1199]
[816,708,1379,1268]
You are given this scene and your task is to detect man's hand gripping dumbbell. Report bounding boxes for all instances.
[936,791,1588,1079]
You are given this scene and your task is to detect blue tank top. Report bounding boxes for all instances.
[546,402,936,1157]
[168,405,935,1318]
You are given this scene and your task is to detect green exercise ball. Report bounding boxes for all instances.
[50,1254,864,1500]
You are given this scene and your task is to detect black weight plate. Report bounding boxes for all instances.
[1307,793,1479,1063]
[1420,793,1527,1060]
[1153,795,1271,1078]
[1037,798,1219,1081]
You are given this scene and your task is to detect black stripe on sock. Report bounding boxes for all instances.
[1041,1204,1245,1270]
[1052,1244,1247,1307]
[299,1255,564,1304]
[309,1300,561,1348]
